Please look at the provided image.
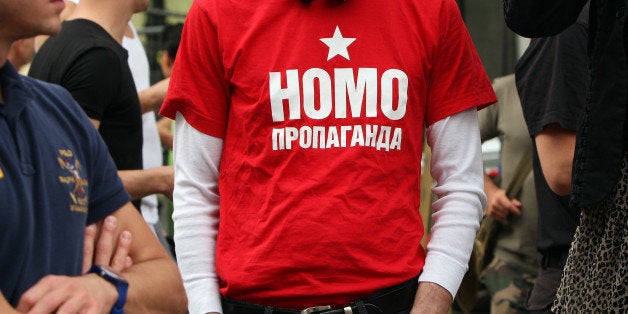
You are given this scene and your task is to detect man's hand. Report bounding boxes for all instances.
[410,282,452,314]
[83,215,133,273]
[15,274,117,314]
[486,188,521,221]
[14,216,133,314]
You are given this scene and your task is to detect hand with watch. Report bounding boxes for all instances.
[88,265,129,314]
[15,268,128,314]
[84,215,132,314]
[14,216,133,314]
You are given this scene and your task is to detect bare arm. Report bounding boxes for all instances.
[88,118,174,200]
[13,223,135,314]
[88,118,100,130]
[83,216,133,273]
[89,81,173,199]
[0,294,21,314]
[535,123,576,196]
[410,282,452,314]
[156,117,174,150]
[483,173,500,198]
[16,203,187,314]
[138,77,170,114]
[118,166,174,200]
[108,202,187,313]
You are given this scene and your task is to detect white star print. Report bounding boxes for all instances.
[320,26,356,61]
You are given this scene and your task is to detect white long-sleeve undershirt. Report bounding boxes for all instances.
[172,108,485,314]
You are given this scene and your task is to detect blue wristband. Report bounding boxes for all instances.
[88,265,128,314]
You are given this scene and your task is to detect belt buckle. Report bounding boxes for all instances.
[300,305,332,314]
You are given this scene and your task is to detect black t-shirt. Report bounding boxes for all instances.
[29,19,142,209]
[514,7,589,253]
[30,21,142,167]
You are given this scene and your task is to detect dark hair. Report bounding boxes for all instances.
[161,23,184,61]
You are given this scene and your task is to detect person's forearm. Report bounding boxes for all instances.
[483,173,500,200]
[535,124,576,196]
[139,78,170,114]
[113,202,187,314]
[157,117,174,150]
[173,113,223,314]
[0,294,19,314]
[118,166,174,200]
[503,0,588,37]
[420,109,486,297]
[122,257,187,313]
[410,282,452,314]
[159,130,174,150]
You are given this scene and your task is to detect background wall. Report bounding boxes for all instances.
[461,0,519,80]
[132,0,192,83]
[134,0,525,83]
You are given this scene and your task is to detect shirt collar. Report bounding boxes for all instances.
[0,60,32,120]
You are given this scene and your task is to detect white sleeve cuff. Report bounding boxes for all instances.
[418,251,468,296]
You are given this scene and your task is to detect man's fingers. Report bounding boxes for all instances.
[494,195,523,218]
[54,293,100,314]
[511,198,523,207]
[27,289,77,314]
[82,224,98,273]
[487,208,506,221]
[125,256,133,269]
[493,213,506,221]
[16,276,60,313]
[18,275,109,314]
[495,195,512,209]
[110,231,132,272]
[508,205,522,216]
[86,215,134,272]
[94,216,118,266]
[509,198,523,216]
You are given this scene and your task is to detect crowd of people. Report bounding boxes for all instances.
[0,0,625,313]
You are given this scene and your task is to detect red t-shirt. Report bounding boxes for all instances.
[161,0,495,308]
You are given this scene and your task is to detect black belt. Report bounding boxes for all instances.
[540,249,569,269]
[221,276,418,314]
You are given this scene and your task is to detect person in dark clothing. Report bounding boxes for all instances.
[514,5,589,312]
[31,18,143,179]
[29,0,174,211]
[504,0,628,312]
[0,0,186,312]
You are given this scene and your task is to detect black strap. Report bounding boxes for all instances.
[221,276,418,314]
[505,146,534,199]
[472,146,534,275]
[481,145,533,236]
